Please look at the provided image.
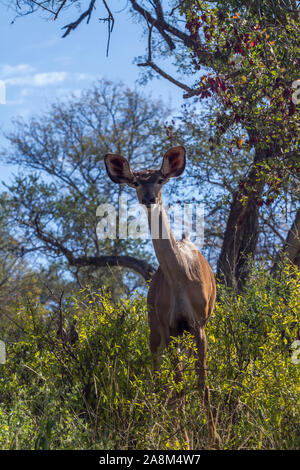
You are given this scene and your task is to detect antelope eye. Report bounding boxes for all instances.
[133,181,139,187]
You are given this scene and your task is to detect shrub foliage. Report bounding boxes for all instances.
[0,266,299,449]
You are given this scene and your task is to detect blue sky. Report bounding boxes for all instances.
[0,2,187,184]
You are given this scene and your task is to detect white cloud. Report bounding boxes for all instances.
[0,64,98,117]
[33,72,68,86]
[5,72,68,87]
[1,64,97,89]
[0,64,36,78]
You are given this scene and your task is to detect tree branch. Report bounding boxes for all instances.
[130,0,176,50]
[130,0,211,63]
[138,58,196,94]
[70,255,155,282]
[27,0,56,15]
[137,21,196,95]
[62,0,96,37]
[54,0,67,20]
[32,215,155,282]
[99,0,115,57]
[260,215,286,243]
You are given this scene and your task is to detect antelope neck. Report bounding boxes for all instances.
[146,202,183,285]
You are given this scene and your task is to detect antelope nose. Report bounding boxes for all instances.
[142,197,155,205]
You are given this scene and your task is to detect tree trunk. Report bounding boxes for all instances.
[217,155,265,290]
[271,208,300,274]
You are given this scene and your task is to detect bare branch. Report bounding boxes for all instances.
[28,0,56,15]
[62,0,96,38]
[137,21,195,95]
[130,0,176,51]
[169,1,185,17]
[71,254,155,282]
[31,215,155,282]
[138,58,195,95]
[54,0,67,20]
[99,0,115,57]
[260,215,286,243]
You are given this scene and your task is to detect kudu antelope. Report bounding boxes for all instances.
[105,146,218,446]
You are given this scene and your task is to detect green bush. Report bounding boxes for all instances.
[206,264,300,449]
[0,266,299,449]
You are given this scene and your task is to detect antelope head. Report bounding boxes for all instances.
[104,146,186,208]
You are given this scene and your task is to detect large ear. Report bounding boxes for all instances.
[160,146,186,179]
[104,154,134,184]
